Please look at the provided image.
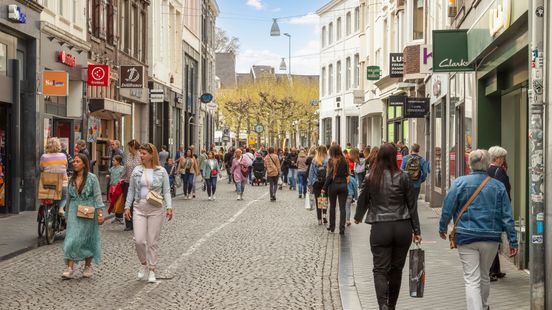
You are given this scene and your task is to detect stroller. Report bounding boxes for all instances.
[251,156,267,186]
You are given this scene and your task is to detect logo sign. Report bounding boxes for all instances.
[420,45,433,74]
[255,124,264,134]
[87,64,109,86]
[489,0,512,37]
[389,95,406,107]
[58,51,76,68]
[150,89,164,103]
[199,93,213,104]
[404,97,430,118]
[42,71,68,96]
[366,66,381,80]
[431,73,448,103]
[248,134,257,145]
[432,30,473,72]
[389,53,404,78]
[7,5,27,23]
[120,65,144,88]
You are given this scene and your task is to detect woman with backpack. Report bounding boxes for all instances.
[308,145,329,225]
[350,148,367,182]
[231,149,248,200]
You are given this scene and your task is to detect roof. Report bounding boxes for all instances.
[316,0,344,16]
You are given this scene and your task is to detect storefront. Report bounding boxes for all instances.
[148,82,184,155]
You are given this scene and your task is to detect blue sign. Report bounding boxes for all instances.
[8,5,27,24]
[199,93,213,104]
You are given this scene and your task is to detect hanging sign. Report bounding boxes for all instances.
[389,53,404,78]
[150,89,164,103]
[404,97,430,118]
[120,65,144,88]
[432,30,473,72]
[42,71,68,96]
[200,93,213,103]
[366,66,381,80]
[389,95,406,107]
[87,64,109,86]
[58,51,76,68]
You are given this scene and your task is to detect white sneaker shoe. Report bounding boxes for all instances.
[62,267,74,279]
[137,265,148,281]
[212,195,216,201]
[236,195,241,200]
[208,196,212,201]
[148,270,156,283]
[83,265,93,278]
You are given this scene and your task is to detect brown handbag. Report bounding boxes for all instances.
[38,172,63,200]
[449,176,492,249]
[77,205,96,219]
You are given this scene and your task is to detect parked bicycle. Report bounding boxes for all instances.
[37,199,66,244]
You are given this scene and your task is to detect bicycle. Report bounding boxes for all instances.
[37,199,66,244]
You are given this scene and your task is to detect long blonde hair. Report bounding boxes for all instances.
[314,145,327,166]
[139,143,161,168]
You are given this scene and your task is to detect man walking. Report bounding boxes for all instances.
[400,143,429,201]
[264,147,281,201]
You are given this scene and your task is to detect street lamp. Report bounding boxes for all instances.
[270,19,291,75]
[270,18,280,36]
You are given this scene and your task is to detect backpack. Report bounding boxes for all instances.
[406,155,422,181]
[316,164,327,184]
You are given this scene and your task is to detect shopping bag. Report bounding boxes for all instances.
[409,246,425,298]
[317,195,328,210]
[38,172,63,200]
[304,192,314,211]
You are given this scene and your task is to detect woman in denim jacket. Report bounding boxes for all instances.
[439,149,517,310]
[124,143,173,283]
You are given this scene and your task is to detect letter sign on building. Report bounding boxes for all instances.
[87,64,110,86]
[389,53,404,78]
[58,51,76,68]
[432,30,474,72]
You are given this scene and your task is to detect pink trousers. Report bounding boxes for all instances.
[133,200,164,268]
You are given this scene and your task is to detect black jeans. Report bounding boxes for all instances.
[313,182,327,220]
[123,182,133,230]
[268,176,279,198]
[328,182,347,232]
[370,220,412,308]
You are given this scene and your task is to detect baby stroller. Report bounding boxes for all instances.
[251,156,267,186]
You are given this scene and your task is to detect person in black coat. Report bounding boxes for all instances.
[487,146,511,281]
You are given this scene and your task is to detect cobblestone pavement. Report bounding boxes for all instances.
[341,199,531,310]
[0,177,341,310]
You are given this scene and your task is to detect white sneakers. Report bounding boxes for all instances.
[137,265,149,281]
[236,194,243,200]
[208,196,212,201]
[212,195,216,201]
[148,270,156,283]
[83,266,93,278]
[61,267,74,279]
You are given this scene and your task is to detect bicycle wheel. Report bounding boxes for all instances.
[37,206,46,237]
[44,205,56,244]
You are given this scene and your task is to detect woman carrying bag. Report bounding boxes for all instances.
[124,143,173,283]
[308,145,329,225]
[62,154,105,279]
[200,151,220,200]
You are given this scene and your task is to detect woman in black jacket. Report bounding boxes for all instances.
[322,144,349,235]
[354,143,422,310]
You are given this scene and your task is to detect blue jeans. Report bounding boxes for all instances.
[235,180,246,194]
[297,171,307,195]
[205,177,218,196]
[181,173,194,195]
[288,168,297,189]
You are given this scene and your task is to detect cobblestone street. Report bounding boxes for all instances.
[0,179,341,310]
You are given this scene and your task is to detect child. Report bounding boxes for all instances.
[346,174,359,226]
[107,155,124,203]
[165,158,176,189]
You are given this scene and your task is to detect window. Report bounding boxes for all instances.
[321,67,326,96]
[328,22,333,45]
[347,116,359,147]
[336,17,342,41]
[413,0,424,40]
[133,6,139,58]
[0,44,6,76]
[321,26,326,47]
[346,12,351,35]
[354,54,359,87]
[345,57,351,89]
[72,0,77,23]
[336,61,341,92]
[141,10,146,62]
[59,0,64,15]
[354,7,360,31]
[328,64,333,94]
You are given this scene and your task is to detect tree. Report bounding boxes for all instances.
[215,27,240,54]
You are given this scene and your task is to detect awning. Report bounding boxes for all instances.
[88,98,132,120]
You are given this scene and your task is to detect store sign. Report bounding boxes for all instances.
[420,45,433,74]
[389,53,404,77]
[248,134,257,145]
[120,65,144,88]
[42,71,68,96]
[200,93,213,103]
[87,64,109,86]
[489,0,512,37]
[58,51,76,68]
[389,95,406,107]
[432,30,473,72]
[150,89,164,103]
[431,73,448,102]
[7,5,27,23]
[366,66,381,80]
[404,97,430,118]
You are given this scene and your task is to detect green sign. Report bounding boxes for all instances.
[432,30,474,72]
[366,66,381,80]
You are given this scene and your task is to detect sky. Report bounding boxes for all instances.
[216,0,328,76]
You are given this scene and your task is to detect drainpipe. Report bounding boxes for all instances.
[529,0,545,308]
[9,59,21,214]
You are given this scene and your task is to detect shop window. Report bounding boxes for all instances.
[387,103,407,144]
[45,96,67,117]
[0,44,7,76]
[433,101,444,192]
[413,0,424,40]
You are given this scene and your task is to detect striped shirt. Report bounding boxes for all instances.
[40,152,68,186]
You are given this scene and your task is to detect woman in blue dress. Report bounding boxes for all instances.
[62,153,105,279]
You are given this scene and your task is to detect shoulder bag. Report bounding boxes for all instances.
[144,169,164,208]
[269,155,279,176]
[449,176,492,249]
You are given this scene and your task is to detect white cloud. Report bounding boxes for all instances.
[236,47,320,76]
[246,0,263,10]
[272,8,282,12]
[286,13,319,25]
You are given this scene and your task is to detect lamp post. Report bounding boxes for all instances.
[270,19,291,75]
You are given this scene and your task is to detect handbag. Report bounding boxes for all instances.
[144,169,164,208]
[38,172,63,200]
[209,161,218,176]
[449,176,492,249]
[317,195,328,210]
[409,245,425,298]
[304,192,314,211]
[77,205,95,219]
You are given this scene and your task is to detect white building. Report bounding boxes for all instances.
[317,0,362,148]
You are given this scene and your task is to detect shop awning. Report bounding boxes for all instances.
[88,98,132,119]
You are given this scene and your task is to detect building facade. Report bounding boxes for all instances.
[317,0,362,148]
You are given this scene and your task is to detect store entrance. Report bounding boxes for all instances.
[0,104,8,213]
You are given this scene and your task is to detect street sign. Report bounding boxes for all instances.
[248,134,257,145]
[150,89,164,103]
[87,64,109,86]
[200,93,213,103]
[366,66,381,80]
[255,124,264,134]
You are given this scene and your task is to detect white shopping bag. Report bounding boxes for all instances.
[305,192,314,211]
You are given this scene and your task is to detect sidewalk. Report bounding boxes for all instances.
[0,212,38,261]
[339,200,530,310]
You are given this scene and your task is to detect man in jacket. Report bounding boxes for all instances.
[439,149,517,310]
[264,147,281,201]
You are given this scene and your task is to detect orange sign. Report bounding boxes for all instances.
[42,71,68,96]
